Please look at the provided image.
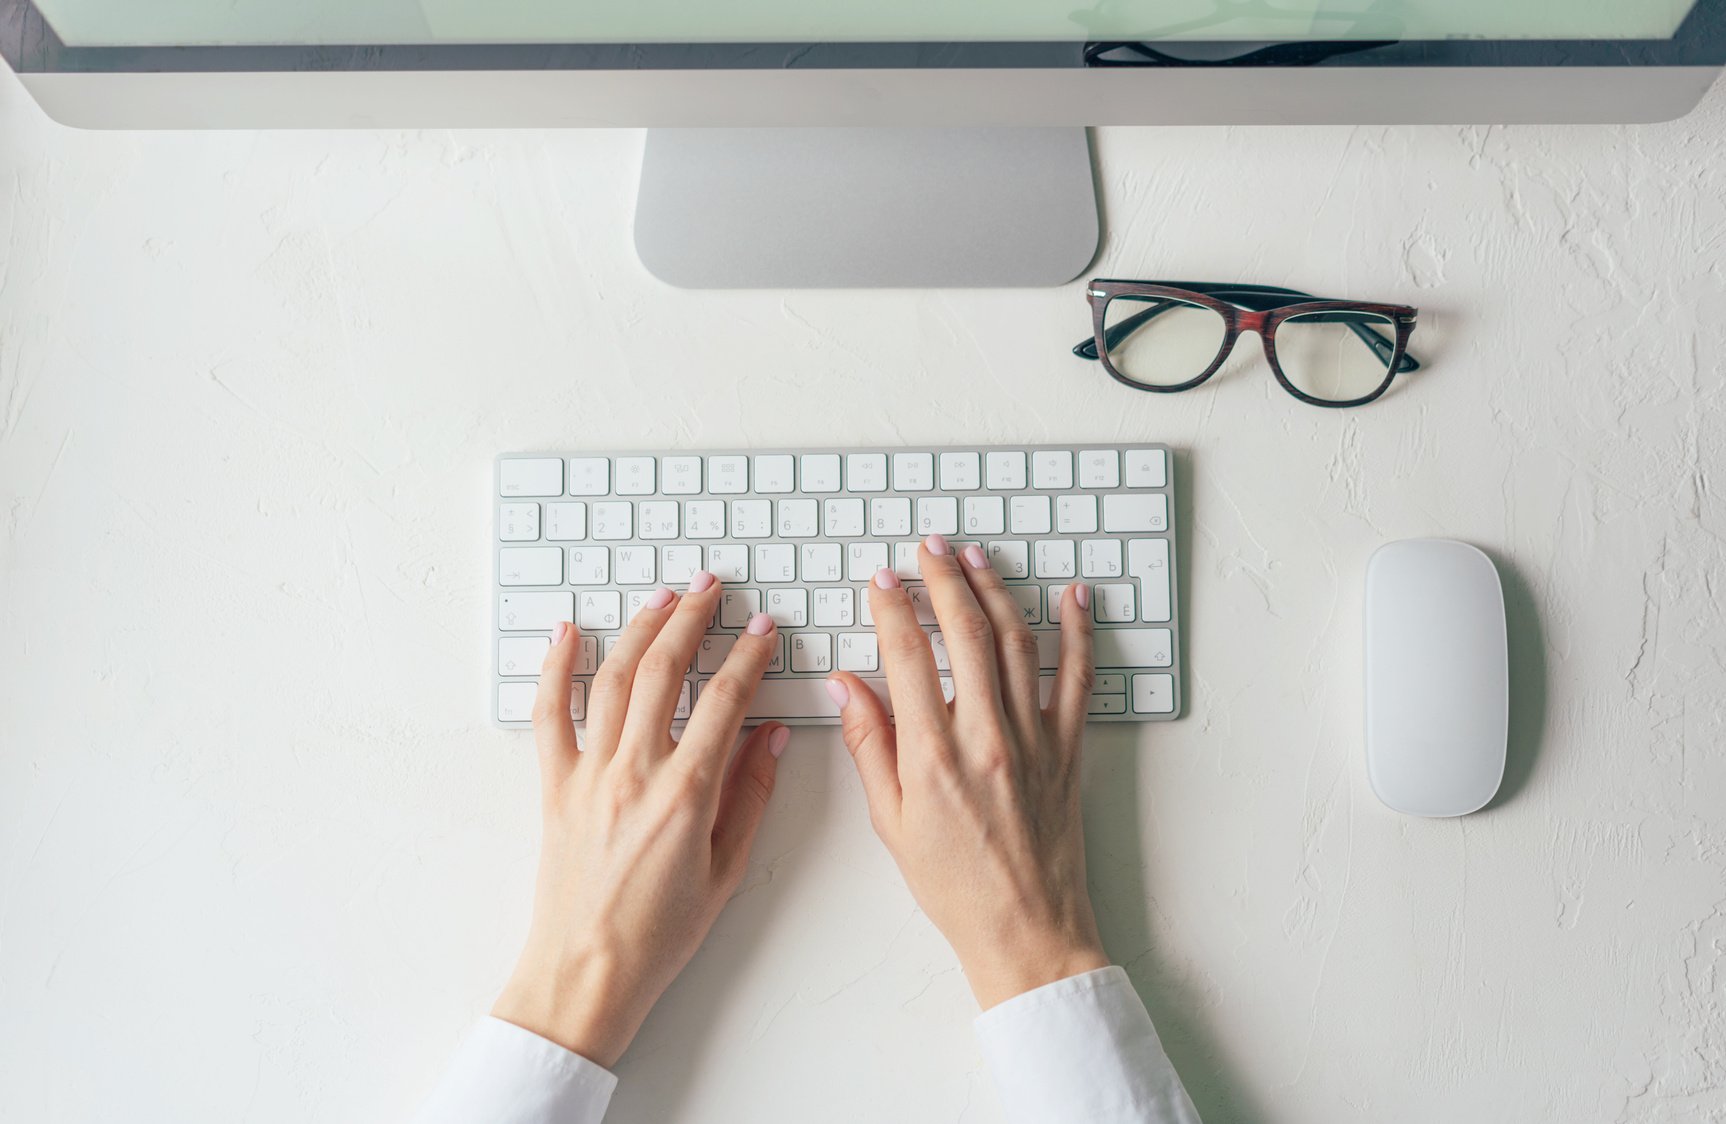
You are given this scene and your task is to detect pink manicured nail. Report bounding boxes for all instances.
[962,544,988,570]
[1074,583,1091,610]
[646,586,675,610]
[747,612,774,636]
[550,621,569,645]
[769,726,791,758]
[825,678,850,709]
[688,570,715,593]
[925,533,949,556]
[873,568,900,590]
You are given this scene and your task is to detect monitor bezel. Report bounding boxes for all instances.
[4,0,1725,74]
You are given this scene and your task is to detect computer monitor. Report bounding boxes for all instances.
[4,0,1721,287]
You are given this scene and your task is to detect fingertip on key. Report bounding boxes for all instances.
[873,568,900,590]
[924,533,949,556]
[747,611,775,636]
[825,677,850,709]
[962,544,988,570]
[768,725,791,758]
[1074,583,1091,610]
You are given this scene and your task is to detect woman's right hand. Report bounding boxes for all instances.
[826,534,1111,1009]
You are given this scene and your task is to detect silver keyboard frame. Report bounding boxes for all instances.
[492,443,1182,728]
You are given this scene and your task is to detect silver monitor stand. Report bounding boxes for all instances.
[634,127,1101,289]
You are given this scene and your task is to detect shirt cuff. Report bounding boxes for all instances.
[413,1017,619,1124]
[974,966,1202,1124]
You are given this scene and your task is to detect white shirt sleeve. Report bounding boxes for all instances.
[412,1017,618,1124]
[974,966,1203,1124]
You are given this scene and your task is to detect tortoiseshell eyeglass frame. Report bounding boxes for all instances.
[1073,280,1421,409]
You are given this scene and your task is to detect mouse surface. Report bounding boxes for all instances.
[1364,539,1508,817]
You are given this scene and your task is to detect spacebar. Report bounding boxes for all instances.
[741,678,892,720]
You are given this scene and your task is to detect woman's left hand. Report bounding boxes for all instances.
[491,573,786,1068]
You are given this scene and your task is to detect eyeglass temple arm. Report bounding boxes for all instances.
[1073,290,1420,373]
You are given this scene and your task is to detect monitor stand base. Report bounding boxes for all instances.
[634,127,1100,289]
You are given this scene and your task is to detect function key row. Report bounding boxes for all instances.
[499,448,1169,499]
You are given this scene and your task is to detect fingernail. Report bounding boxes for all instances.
[688,570,715,593]
[873,568,900,590]
[1074,583,1091,610]
[925,533,949,556]
[962,544,988,570]
[825,678,850,709]
[769,726,791,758]
[646,586,675,610]
[550,621,569,645]
[747,612,774,636]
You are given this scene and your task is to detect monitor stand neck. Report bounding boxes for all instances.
[634,127,1100,289]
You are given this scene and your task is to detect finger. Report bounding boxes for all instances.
[678,612,779,790]
[916,534,1005,716]
[1049,582,1097,744]
[531,619,582,789]
[828,672,901,835]
[957,542,1044,735]
[583,585,682,759]
[618,572,725,755]
[867,568,949,737]
[710,722,788,887]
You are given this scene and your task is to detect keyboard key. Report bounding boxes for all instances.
[847,453,888,492]
[567,458,609,496]
[893,541,922,580]
[1010,495,1052,535]
[731,499,772,538]
[697,634,737,673]
[917,497,959,536]
[800,454,842,493]
[544,502,588,541]
[1125,448,1168,489]
[1103,493,1169,533]
[764,636,786,673]
[662,455,702,495]
[1079,449,1120,488]
[1057,495,1098,534]
[498,637,551,677]
[497,682,537,722]
[638,500,679,540]
[501,593,574,632]
[777,499,819,538]
[754,455,796,493]
[568,547,609,585]
[1036,676,1128,715]
[755,544,796,583]
[987,540,1030,579]
[964,496,1006,536]
[826,498,866,537]
[929,631,951,670]
[1009,585,1042,624]
[625,589,656,622]
[986,451,1027,490]
[1035,540,1077,579]
[1128,538,1172,623]
[741,677,890,720]
[662,545,702,585]
[498,503,541,541]
[1032,450,1073,490]
[1082,539,1124,579]
[575,636,598,675]
[939,452,981,491]
[570,682,588,722]
[685,500,725,539]
[500,458,563,498]
[1132,673,1176,714]
[708,544,748,582]
[767,588,808,627]
[905,585,938,625]
[813,587,854,626]
[1047,584,1068,623]
[893,452,934,491]
[499,547,563,586]
[801,543,843,583]
[720,589,762,628]
[615,456,656,496]
[1030,627,1172,670]
[709,455,748,494]
[847,542,888,581]
[578,591,623,631]
[870,497,912,537]
[791,632,832,672]
[614,546,656,585]
[837,632,878,671]
[591,502,633,540]
[1093,583,1136,623]
[674,680,693,720]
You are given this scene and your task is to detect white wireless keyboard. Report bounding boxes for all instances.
[493,445,1182,727]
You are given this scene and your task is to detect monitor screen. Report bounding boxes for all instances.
[30,0,1704,49]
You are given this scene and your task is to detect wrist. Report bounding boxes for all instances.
[959,933,1112,1011]
[491,947,646,1069]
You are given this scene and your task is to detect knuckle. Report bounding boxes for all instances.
[703,674,753,710]
[742,765,776,808]
[1001,627,1041,662]
[888,632,933,664]
[592,660,632,695]
[530,692,567,724]
[1068,661,1098,696]
[635,648,686,683]
[944,610,993,646]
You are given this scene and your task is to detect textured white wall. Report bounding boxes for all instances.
[1,62,1723,1124]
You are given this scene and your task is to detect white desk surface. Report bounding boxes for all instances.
[3,64,1724,1124]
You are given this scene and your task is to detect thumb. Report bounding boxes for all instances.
[826,673,901,833]
[532,620,582,784]
[711,723,789,886]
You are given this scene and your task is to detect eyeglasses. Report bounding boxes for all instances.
[1073,280,1421,408]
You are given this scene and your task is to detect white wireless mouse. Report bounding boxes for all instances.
[1364,539,1508,817]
